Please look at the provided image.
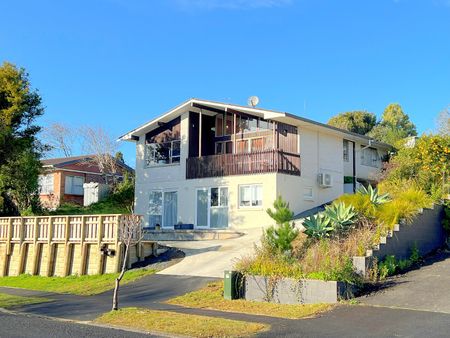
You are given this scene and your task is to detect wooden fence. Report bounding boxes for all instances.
[0,215,123,244]
[0,215,155,277]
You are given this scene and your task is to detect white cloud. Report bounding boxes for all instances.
[172,0,293,11]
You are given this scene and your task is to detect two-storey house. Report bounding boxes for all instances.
[120,99,390,230]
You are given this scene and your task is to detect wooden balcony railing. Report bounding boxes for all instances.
[186,150,301,179]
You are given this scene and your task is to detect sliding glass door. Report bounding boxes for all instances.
[196,187,229,229]
[148,190,178,228]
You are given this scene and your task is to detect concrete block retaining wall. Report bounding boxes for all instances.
[353,204,446,277]
[245,275,353,304]
[244,204,446,304]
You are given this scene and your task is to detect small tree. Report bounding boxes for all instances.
[112,214,143,311]
[265,196,298,254]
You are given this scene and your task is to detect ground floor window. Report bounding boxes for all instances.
[148,190,178,228]
[239,184,263,207]
[196,187,229,228]
[65,175,84,195]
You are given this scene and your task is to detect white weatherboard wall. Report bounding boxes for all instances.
[343,140,388,182]
[285,127,344,211]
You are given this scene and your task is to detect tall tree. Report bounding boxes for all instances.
[0,62,45,215]
[367,103,417,146]
[327,111,377,135]
[436,106,450,136]
[41,122,75,157]
[80,126,120,186]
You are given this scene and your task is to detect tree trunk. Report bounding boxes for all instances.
[112,277,120,310]
[111,244,129,311]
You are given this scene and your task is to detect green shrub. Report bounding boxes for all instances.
[379,255,397,279]
[265,223,299,254]
[235,248,303,280]
[397,259,412,271]
[323,202,358,234]
[266,196,294,225]
[409,243,420,264]
[357,185,391,205]
[337,194,377,219]
[443,201,450,234]
[303,215,333,239]
[396,188,433,210]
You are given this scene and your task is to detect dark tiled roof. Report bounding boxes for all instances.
[41,155,95,166]
[41,155,134,172]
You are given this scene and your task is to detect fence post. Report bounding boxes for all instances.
[45,217,54,277]
[18,217,26,275]
[97,215,105,275]
[79,216,87,275]
[114,215,122,273]
[31,217,40,275]
[63,216,71,277]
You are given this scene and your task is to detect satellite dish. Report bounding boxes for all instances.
[247,96,260,108]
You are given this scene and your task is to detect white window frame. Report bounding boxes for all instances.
[64,175,84,195]
[38,174,54,195]
[148,190,178,228]
[238,184,263,209]
[145,140,181,168]
[195,187,229,228]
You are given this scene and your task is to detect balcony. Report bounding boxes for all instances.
[186,150,301,179]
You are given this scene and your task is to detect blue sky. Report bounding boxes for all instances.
[1,0,449,167]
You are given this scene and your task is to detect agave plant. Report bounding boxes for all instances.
[357,185,390,205]
[323,202,358,232]
[302,214,334,239]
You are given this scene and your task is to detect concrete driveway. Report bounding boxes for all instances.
[157,227,264,278]
[359,251,450,314]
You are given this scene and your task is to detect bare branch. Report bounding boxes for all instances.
[436,106,450,136]
[41,122,75,157]
[79,126,121,185]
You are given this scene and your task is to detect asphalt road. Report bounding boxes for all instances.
[0,310,158,338]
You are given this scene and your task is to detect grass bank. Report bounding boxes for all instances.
[0,293,51,308]
[96,307,269,337]
[166,282,333,319]
[0,268,155,296]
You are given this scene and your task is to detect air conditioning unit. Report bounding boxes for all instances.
[318,173,333,188]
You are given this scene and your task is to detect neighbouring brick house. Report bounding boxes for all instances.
[38,155,134,209]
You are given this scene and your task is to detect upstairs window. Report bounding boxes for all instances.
[145,140,181,167]
[38,174,54,194]
[65,175,84,195]
[215,114,234,137]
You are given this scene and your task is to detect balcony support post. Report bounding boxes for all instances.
[199,109,202,157]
